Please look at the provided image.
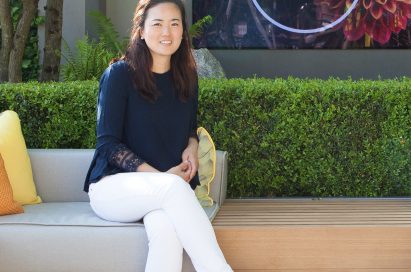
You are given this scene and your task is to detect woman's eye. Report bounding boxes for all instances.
[153,23,161,26]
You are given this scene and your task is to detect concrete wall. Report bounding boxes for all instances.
[85,0,105,40]
[106,0,137,38]
[211,49,411,80]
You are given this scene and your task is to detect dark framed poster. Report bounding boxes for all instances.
[192,0,411,49]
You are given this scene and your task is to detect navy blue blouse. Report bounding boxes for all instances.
[84,61,199,192]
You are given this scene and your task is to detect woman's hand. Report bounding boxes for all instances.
[181,137,199,181]
[167,161,191,182]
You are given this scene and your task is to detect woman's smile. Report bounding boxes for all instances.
[160,40,172,45]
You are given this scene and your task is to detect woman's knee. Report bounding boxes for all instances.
[163,173,193,195]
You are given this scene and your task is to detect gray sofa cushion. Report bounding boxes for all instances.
[28,149,228,205]
[0,224,149,272]
[0,203,142,227]
[29,149,93,202]
[0,202,220,226]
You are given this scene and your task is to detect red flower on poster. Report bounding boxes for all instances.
[315,0,411,44]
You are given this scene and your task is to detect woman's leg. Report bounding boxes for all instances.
[88,172,173,222]
[160,176,233,272]
[144,210,183,272]
[88,172,232,272]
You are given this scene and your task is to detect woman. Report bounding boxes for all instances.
[84,0,233,271]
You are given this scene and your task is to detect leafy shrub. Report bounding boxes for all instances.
[61,36,115,81]
[189,15,213,44]
[199,77,411,197]
[1,78,410,197]
[0,81,97,148]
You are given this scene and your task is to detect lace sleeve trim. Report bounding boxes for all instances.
[108,144,145,172]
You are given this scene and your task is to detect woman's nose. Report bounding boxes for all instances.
[161,26,170,36]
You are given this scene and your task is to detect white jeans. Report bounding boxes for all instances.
[88,172,233,272]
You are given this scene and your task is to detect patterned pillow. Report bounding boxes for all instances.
[0,153,24,215]
[195,127,216,207]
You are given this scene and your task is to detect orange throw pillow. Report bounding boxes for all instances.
[0,153,24,215]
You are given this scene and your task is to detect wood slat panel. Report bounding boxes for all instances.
[215,226,411,270]
[213,199,411,271]
[214,199,411,226]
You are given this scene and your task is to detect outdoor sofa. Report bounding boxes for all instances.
[0,149,228,272]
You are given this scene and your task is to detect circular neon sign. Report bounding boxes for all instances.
[251,0,359,34]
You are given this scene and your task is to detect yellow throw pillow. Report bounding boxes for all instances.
[0,153,24,215]
[0,111,41,205]
[195,127,216,207]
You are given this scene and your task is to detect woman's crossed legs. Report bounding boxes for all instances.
[88,172,233,272]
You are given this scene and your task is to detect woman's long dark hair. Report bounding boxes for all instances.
[120,0,197,102]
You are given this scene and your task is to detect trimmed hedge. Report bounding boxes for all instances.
[0,81,97,148]
[1,78,410,198]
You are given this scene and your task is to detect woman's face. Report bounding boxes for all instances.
[141,2,184,64]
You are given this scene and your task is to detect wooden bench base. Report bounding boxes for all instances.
[213,199,411,271]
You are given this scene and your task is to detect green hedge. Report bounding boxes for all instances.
[1,78,410,198]
[0,81,97,148]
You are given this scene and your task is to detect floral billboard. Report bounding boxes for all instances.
[192,0,411,49]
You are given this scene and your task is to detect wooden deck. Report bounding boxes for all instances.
[213,198,411,272]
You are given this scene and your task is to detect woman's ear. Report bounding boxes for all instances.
[140,28,145,40]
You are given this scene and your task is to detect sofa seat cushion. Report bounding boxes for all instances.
[0,201,220,226]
